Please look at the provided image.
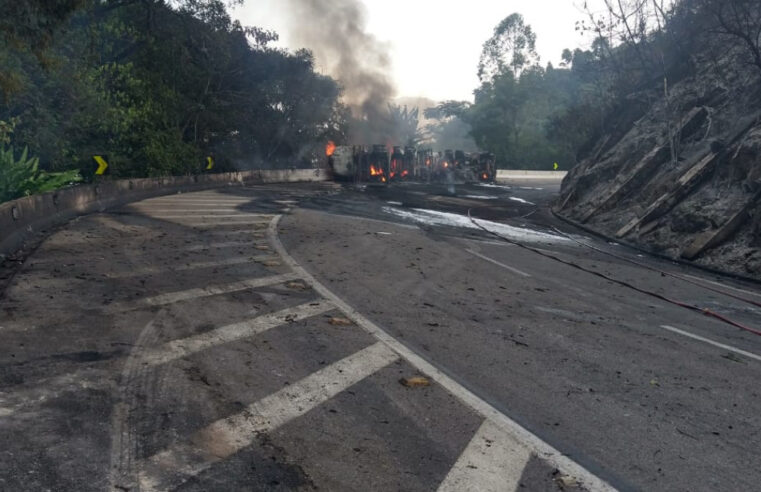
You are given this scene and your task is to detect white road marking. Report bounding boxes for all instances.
[463,238,515,248]
[106,255,274,278]
[465,249,532,278]
[138,342,398,491]
[128,209,245,214]
[682,274,761,299]
[105,272,299,312]
[147,214,271,220]
[185,220,273,227]
[438,420,532,492]
[183,241,254,251]
[269,216,614,492]
[316,210,420,230]
[138,301,333,367]
[661,325,761,363]
[142,197,252,202]
[209,229,267,235]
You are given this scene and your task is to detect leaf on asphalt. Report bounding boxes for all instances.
[399,376,431,388]
[286,281,308,290]
[328,317,353,326]
[554,475,579,488]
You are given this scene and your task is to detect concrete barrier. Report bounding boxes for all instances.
[497,170,567,181]
[0,168,329,257]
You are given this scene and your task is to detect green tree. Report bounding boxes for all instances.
[477,13,539,83]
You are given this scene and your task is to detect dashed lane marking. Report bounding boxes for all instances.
[438,419,532,492]
[137,301,334,367]
[465,248,532,278]
[269,215,614,492]
[661,325,761,363]
[106,255,275,278]
[104,272,300,313]
[138,342,399,491]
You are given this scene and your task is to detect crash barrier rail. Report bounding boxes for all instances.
[0,168,328,256]
[496,170,568,180]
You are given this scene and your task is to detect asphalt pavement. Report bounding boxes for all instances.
[1,179,760,491]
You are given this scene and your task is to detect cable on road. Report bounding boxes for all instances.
[550,226,761,310]
[467,209,761,337]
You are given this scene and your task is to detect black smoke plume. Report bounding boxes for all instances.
[282,0,397,144]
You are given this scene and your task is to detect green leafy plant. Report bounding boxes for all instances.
[0,119,82,203]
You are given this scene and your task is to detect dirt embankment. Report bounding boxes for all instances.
[556,54,761,279]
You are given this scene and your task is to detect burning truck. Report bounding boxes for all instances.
[327,141,494,184]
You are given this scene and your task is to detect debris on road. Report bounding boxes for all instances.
[399,376,431,388]
[286,281,309,291]
[328,317,353,326]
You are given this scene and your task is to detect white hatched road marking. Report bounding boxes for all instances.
[661,325,761,362]
[438,420,532,492]
[138,342,399,491]
[209,229,267,236]
[184,220,273,227]
[465,248,532,278]
[143,198,252,204]
[147,214,271,220]
[129,209,248,214]
[107,255,275,278]
[104,272,299,313]
[183,241,254,251]
[268,215,615,492]
[138,301,333,367]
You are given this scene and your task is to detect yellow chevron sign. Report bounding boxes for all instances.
[93,155,109,175]
[206,156,214,170]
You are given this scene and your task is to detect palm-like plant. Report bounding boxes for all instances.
[388,104,427,147]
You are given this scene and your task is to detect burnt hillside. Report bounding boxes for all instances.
[556,14,761,279]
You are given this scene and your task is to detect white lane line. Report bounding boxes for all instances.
[682,274,761,300]
[269,216,614,492]
[138,301,333,367]
[465,249,532,278]
[105,272,299,313]
[438,420,532,492]
[138,342,398,491]
[661,325,761,363]
[106,255,274,278]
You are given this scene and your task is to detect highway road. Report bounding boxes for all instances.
[1,180,760,491]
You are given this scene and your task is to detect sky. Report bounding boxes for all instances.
[231,1,605,103]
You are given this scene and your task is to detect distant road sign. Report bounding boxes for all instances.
[93,155,109,175]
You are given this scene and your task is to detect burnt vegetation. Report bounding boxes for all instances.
[554,0,761,276]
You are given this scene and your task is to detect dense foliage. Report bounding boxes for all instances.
[0,0,346,187]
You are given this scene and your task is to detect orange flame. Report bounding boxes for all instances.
[325,141,336,157]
